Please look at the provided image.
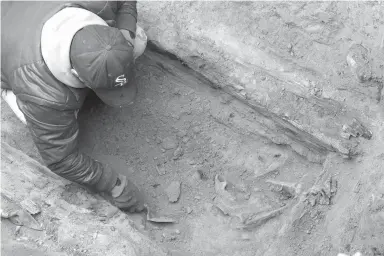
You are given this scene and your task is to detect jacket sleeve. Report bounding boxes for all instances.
[18,100,118,193]
[115,1,137,36]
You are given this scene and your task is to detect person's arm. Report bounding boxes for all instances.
[18,100,118,192]
[116,1,137,44]
[18,99,144,212]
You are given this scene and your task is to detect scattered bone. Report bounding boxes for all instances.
[266,179,300,198]
[239,205,289,230]
[20,198,41,215]
[342,118,372,140]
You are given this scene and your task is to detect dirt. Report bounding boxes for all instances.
[1,2,384,256]
[2,47,383,256]
[139,1,384,159]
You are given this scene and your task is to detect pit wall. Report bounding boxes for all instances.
[138,1,384,160]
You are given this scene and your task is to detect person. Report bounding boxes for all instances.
[1,1,148,213]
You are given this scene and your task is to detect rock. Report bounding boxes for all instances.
[240,233,251,240]
[177,130,187,138]
[191,169,202,181]
[342,118,372,140]
[162,137,178,150]
[173,146,184,160]
[166,181,181,203]
[186,207,193,214]
[192,126,201,134]
[156,165,166,176]
[164,234,177,242]
[346,44,372,82]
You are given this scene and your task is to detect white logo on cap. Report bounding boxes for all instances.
[115,75,127,87]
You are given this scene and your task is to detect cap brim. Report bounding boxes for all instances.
[93,83,138,108]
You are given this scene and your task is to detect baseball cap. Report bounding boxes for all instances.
[70,25,137,107]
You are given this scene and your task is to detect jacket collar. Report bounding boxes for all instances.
[41,7,108,88]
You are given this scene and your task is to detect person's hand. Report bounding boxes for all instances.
[119,26,147,61]
[110,174,145,213]
[1,89,27,125]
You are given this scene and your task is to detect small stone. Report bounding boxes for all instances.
[192,126,201,134]
[166,181,181,203]
[173,147,184,160]
[145,137,150,143]
[15,226,21,235]
[162,137,178,150]
[186,207,193,214]
[174,229,181,235]
[260,76,266,81]
[192,170,202,181]
[182,137,190,143]
[165,235,177,242]
[194,196,201,200]
[241,233,251,240]
[156,166,166,176]
[110,226,115,231]
[177,130,187,138]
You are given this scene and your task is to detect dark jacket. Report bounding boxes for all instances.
[1,1,137,192]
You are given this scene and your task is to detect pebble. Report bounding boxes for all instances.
[173,146,184,160]
[186,207,193,214]
[194,196,201,200]
[192,126,201,134]
[15,226,21,235]
[177,130,187,138]
[192,170,202,181]
[241,233,251,240]
[162,137,178,150]
[156,166,166,176]
[110,226,115,231]
[166,181,181,203]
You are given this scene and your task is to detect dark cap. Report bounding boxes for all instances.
[70,24,137,107]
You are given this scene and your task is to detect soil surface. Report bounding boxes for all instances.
[1,2,384,255]
[139,1,384,159]
[2,49,384,256]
